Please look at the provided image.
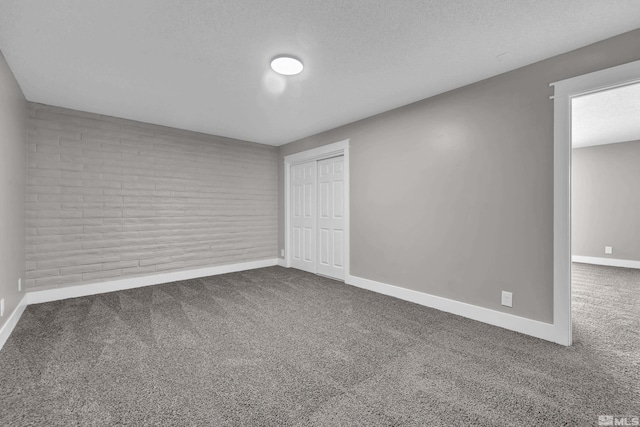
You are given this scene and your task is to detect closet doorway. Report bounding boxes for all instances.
[284,140,350,281]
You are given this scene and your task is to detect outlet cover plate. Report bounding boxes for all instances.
[501,291,513,308]
[605,246,613,254]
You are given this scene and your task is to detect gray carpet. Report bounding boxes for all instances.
[0,264,638,426]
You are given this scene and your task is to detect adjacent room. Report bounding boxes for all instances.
[0,1,639,425]
[571,82,640,372]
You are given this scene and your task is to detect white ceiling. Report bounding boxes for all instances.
[572,82,640,148]
[1,1,640,146]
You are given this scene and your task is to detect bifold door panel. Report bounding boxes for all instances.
[290,161,316,273]
[317,156,345,280]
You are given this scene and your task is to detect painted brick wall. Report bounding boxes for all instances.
[26,103,278,291]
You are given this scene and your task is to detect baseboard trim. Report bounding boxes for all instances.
[26,258,279,305]
[277,258,287,267]
[572,255,640,269]
[0,295,28,352]
[346,274,558,344]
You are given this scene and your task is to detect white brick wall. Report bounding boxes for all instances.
[26,103,278,291]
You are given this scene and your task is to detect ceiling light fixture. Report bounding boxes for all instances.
[270,56,304,76]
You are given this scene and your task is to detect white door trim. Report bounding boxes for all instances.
[284,139,350,279]
[551,59,640,346]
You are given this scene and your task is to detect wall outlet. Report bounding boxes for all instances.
[281,249,285,257]
[18,278,21,292]
[0,298,4,317]
[501,291,513,308]
[605,246,613,255]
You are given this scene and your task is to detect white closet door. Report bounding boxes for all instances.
[316,156,345,280]
[290,161,317,273]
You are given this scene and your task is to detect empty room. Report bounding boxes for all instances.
[571,82,640,369]
[1,1,639,426]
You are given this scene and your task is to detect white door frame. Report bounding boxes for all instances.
[551,59,640,346]
[284,139,350,278]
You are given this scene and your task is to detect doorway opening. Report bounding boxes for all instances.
[551,60,640,346]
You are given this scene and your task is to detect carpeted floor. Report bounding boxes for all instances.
[0,264,638,426]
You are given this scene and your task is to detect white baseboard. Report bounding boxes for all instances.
[7,260,561,352]
[277,258,287,267]
[27,258,279,305]
[0,295,28,352]
[346,274,558,344]
[572,255,640,269]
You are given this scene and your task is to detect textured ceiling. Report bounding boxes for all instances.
[1,1,640,145]
[572,82,640,148]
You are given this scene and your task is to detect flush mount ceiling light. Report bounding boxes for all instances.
[270,56,304,76]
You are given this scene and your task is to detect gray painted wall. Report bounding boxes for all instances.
[0,50,26,330]
[26,104,278,291]
[278,29,640,323]
[573,140,640,262]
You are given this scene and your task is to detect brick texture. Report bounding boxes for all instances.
[26,103,278,291]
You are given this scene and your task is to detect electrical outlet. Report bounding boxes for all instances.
[501,291,513,308]
[0,298,4,317]
[605,246,613,255]
[18,278,21,292]
[281,249,285,257]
